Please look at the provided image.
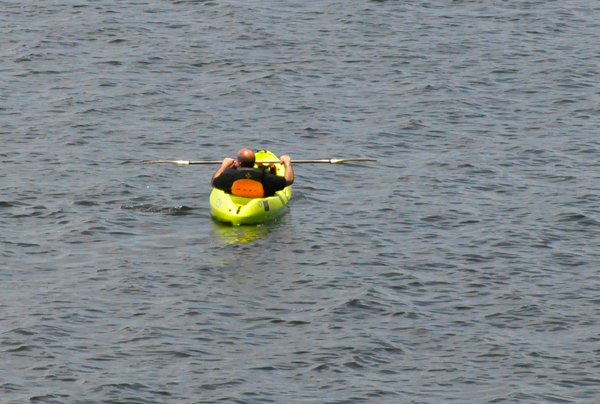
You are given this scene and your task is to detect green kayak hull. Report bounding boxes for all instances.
[210,151,292,226]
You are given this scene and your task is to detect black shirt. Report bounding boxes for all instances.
[213,167,288,197]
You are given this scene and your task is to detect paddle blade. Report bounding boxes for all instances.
[329,158,377,164]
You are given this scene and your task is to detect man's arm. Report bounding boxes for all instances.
[280,155,294,186]
[212,157,235,187]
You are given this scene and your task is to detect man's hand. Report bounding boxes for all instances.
[279,155,294,186]
[222,157,235,167]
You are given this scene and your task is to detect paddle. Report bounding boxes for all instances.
[143,158,377,165]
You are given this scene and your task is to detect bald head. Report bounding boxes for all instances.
[237,148,255,167]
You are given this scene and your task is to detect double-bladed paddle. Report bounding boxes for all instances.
[143,158,376,165]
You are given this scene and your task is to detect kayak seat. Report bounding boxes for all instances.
[231,179,265,198]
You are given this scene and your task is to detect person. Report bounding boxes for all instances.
[212,148,294,197]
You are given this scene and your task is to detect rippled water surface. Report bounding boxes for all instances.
[2,1,600,403]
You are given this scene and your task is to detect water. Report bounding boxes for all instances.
[2,1,600,403]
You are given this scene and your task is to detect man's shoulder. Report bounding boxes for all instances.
[213,168,236,187]
[263,171,283,178]
[263,172,286,184]
[219,167,237,176]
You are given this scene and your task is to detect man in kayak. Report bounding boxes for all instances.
[212,148,294,197]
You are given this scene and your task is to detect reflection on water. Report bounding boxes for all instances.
[210,207,294,244]
[211,219,274,244]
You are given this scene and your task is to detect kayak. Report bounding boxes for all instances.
[209,150,292,226]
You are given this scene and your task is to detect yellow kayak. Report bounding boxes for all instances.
[209,151,292,226]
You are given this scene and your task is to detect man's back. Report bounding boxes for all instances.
[212,166,287,197]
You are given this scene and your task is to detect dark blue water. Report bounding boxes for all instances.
[2,1,600,403]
